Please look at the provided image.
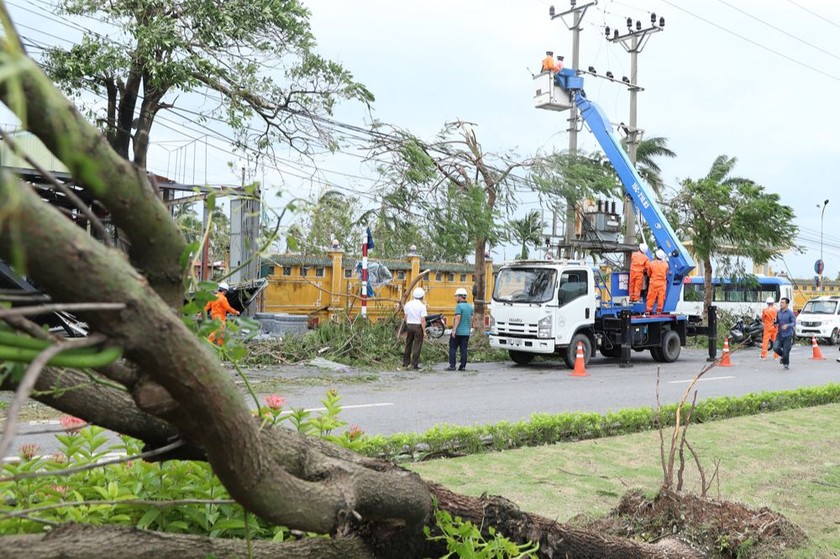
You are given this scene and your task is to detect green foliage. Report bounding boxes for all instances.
[506,210,544,260]
[0,390,363,536]
[290,191,362,254]
[426,507,538,558]
[43,0,373,163]
[530,150,621,208]
[673,156,797,273]
[243,318,507,369]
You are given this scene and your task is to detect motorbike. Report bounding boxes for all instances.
[729,316,764,347]
[425,314,447,339]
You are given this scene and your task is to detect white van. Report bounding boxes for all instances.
[795,296,840,345]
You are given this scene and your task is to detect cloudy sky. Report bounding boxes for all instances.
[5,0,840,279]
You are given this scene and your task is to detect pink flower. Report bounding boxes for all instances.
[60,415,86,434]
[50,484,69,496]
[347,425,363,441]
[263,394,286,410]
[51,453,67,464]
[19,443,40,460]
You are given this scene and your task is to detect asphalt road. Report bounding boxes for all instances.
[7,343,839,457]
[266,344,840,436]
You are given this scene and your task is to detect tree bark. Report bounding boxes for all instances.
[0,524,373,559]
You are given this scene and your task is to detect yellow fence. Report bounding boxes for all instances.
[258,250,496,326]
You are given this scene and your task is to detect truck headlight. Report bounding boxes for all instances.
[489,313,496,333]
[538,316,552,339]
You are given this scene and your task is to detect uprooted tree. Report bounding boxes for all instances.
[0,11,799,559]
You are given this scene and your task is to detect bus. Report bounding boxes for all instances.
[676,276,793,318]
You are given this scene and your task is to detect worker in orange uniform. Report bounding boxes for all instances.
[554,54,565,72]
[760,296,778,360]
[205,281,239,345]
[541,51,556,72]
[629,242,651,302]
[646,249,669,315]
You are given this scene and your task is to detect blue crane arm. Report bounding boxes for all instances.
[553,68,695,312]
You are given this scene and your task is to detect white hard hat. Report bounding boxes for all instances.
[639,242,648,252]
[455,287,469,297]
[218,281,230,291]
[655,249,666,260]
[412,287,425,299]
[766,296,775,304]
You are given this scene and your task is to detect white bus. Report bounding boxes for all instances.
[677,276,794,318]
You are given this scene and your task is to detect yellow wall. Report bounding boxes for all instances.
[791,280,840,310]
[260,251,495,326]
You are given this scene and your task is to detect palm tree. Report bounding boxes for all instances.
[508,210,544,259]
[622,136,676,200]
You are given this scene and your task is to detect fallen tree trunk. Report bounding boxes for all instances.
[0,524,373,559]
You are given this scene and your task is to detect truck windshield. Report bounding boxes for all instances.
[493,268,557,303]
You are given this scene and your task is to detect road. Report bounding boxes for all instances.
[7,344,839,457]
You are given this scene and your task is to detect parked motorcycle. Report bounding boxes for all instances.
[729,316,764,347]
[425,314,447,339]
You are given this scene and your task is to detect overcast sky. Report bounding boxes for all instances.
[5,0,840,279]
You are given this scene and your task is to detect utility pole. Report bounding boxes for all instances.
[550,1,597,258]
[606,13,665,262]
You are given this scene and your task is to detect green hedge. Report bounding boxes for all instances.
[357,383,840,462]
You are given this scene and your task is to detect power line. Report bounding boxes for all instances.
[783,0,840,30]
[714,0,840,62]
[661,0,840,83]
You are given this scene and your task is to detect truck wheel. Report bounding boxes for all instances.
[563,334,592,369]
[509,350,535,365]
[830,328,840,346]
[650,346,665,362]
[660,330,681,363]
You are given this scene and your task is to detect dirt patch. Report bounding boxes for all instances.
[579,488,808,558]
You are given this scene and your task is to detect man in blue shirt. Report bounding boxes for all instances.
[447,287,474,371]
[774,297,796,370]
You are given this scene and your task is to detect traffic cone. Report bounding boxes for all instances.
[570,341,589,377]
[719,338,732,367]
[809,336,825,360]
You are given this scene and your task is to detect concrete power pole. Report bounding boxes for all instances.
[607,14,665,261]
[550,1,597,259]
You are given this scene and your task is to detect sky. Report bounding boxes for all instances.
[4,0,840,279]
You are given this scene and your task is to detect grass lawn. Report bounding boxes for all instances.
[411,403,840,558]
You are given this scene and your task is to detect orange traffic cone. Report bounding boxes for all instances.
[570,341,589,377]
[719,338,732,367]
[809,336,825,360]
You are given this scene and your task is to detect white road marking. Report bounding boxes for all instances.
[280,402,394,415]
[668,376,736,384]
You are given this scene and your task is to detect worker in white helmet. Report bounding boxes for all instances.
[760,296,778,360]
[629,242,651,302]
[447,287,474,371]
[403,287,428,370]
[646,249,669,315]
[205,281,239,345]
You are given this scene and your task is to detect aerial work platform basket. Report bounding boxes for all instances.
[532,71,573,111]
